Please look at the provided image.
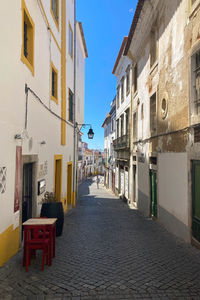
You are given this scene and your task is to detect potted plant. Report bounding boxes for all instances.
[40,192,64,237]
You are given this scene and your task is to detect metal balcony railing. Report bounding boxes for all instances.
[113,134,130,150]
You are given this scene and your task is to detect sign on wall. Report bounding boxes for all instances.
[14,146,22,213]
[0,167,6,194]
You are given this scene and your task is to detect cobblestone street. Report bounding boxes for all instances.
[1,179,200,299]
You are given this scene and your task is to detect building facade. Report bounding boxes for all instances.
[124,0,200,244]
[112,39,132,201]
[0,0,87,266]
[102,98,116,191]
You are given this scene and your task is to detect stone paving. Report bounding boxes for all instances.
[1,179,200,299]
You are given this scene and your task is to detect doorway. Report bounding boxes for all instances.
[54,155,62,202]
[150,169,157,218]
[133,165,136,203]
[192,160,200,242]
[67,162,72,205]
[22,163,33,224]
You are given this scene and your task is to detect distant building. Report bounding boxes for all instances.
[102,97,116,192]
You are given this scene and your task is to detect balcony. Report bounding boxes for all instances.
[113,134,129,150]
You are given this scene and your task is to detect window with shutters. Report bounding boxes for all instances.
[69,89,74,122]
[121,77,124,103]
[133,111,138,141]
[21,0,34,75]
[150,93,157,136]
[51,63,58,104]
[126,66,130,95]
[133,64,138,93]
[51,0,59,29]
[116,86,120,108]
[191,49,200,114]
[150,26,158,68]
[195,51,200,104]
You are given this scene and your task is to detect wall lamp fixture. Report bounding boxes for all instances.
[75,122,94,139]
[14,134,22,140]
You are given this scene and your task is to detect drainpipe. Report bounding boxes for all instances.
[72,0,77,207]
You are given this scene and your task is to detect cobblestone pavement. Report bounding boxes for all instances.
[1,179,200,300]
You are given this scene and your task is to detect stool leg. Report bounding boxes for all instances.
[26,246,29,272]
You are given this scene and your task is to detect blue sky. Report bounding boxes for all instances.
[76,0,137,151]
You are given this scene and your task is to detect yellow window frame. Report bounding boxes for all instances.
[51,62,58,104]
[21,0,35,76]
[51,0,59,31]
[69,22,73,59]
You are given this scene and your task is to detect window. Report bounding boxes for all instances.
[116,86,120,108]
[51,0,59,29]
[51,63,58,103]
[150,93,157,136]
[121,77,124,102]
[69,23,73,58]
[126,108,130,135]
[195,51,200,103]
[121,115,124,136]
[126,66,130,95]
[191,49,200,114]
[133,111,137,141]
[150,26,158,68]
[68,89,74,122]
[141,103,144,120]
[116,119,119,138]
[133,64,138,93]
[21,0,35,75]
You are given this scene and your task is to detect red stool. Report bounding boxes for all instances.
[25,225,50,272]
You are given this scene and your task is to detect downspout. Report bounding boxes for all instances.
[73,0,77,206]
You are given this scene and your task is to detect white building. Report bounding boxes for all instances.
[102,98,116,192]
[112,37,132,201]
[0,0,87,266]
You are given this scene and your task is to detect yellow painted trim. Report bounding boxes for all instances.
[0,225,20,267]
[51,61,58,104]
[61,197,67,213]
[50,0,59,31]
[38,0,61,53]
[67,161,73,205]
[72,191,76,207]
[21,0,35,76]
[54,155,63,201]
[61,0,67,145]
[68,22,73,60]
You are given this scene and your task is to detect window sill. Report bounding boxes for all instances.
[21,53,34,76]
[133,90,138,99]
[50,9,59,31]
[51,95,58,104]
[150,61,158,75]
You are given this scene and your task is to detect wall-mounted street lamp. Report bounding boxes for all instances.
[75,122,94,139]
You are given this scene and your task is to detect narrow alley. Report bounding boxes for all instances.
[1,180,200,300]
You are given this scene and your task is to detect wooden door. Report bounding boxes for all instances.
[150,170,157,218]
[192,160,200,242]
